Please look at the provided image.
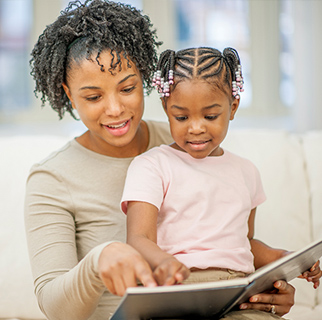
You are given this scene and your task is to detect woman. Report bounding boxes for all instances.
[25,1,295,319]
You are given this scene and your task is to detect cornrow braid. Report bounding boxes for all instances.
[30,0,162,119]
[152,47,244,100]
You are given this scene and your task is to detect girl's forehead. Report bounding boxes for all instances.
[169,79,230,105]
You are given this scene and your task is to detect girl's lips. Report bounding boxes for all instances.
[103,119,131,136]
[187,140,210,150]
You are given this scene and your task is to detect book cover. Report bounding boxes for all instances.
[111,238,322,320]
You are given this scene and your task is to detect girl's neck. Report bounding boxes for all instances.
[169,143,224,157]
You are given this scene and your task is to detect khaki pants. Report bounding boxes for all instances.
[181,269,283,320]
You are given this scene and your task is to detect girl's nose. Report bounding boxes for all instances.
[188,120,206,134]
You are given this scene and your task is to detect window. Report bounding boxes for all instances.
[0,0,32,119]
[174,0,251,107]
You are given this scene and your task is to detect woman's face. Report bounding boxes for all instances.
[62,50,146,157]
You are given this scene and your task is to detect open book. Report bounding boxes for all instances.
[111,238,322,320]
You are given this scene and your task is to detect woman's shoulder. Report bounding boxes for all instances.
[29,139,83,174]
[145,120,173,149]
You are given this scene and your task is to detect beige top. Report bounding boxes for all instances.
[24,120,173,320]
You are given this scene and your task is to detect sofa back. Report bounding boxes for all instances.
[0,130,321,319]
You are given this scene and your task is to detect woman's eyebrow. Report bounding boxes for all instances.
[118,74,137,84]
[79,74,137,91]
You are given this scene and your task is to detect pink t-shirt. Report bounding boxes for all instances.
[121,145,266,273]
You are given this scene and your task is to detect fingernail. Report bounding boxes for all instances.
[250,296,258,302]
[240,304,247,309]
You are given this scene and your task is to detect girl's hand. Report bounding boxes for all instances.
[153,257,190,286]
[98,242,157,296]
[298,260,322,289]
[239,280,295,316]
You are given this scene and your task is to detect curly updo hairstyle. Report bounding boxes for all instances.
[30,0,162,119]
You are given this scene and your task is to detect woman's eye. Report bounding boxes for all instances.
[175,116,187,121]
[205,115,218,120]
[122,86,136,93]
[85,95,100,102]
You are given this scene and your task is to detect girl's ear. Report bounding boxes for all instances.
[230,98,240,120]
[62,83,75,109]
[161,98,168,116]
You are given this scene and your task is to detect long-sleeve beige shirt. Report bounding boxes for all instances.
[24,120,172,320]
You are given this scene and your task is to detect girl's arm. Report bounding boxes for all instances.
[243,208,321,316]
[126,201,190,285]
[248,208,321,287]
[247,208,286,268]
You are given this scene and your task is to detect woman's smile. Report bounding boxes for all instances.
[103,119,131,136]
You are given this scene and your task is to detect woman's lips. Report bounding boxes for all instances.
[103,119,131,136]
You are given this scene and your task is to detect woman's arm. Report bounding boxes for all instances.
[126,201,190,285]
[25,168,108,320]
[25,167,157,319]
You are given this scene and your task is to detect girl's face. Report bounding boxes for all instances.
[163,79,239,159]
[62,50,146,157]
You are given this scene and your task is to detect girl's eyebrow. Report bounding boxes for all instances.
[170,104,222,110]
[79,74,137,91]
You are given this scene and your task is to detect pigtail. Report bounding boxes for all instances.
[223,47,244,99]
[152,49,175,97]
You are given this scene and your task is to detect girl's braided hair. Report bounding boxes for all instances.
[153,47,243,102]
[30,0,162,119]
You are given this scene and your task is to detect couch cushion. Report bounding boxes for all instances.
[222,129,316,311]
[302,131,322,307]
[222,129,312,249]
[0,135,69,319]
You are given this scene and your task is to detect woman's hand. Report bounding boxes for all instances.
[239,280,295,316]
[98,242,157,296]
[153,257,190,286]
[298,260,322,289]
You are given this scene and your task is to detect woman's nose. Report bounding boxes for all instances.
[104,97,124,117]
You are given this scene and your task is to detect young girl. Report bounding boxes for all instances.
[121,47,321,319]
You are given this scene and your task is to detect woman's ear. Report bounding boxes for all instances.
[230,98,240,120]
[62,83,75,109]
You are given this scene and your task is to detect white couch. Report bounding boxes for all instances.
[1,129,322,320]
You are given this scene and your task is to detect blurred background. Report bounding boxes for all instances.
[0,0,321,136]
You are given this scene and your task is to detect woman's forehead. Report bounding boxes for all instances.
[68,50,139,78]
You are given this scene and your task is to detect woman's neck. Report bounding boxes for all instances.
[76,121,149,158]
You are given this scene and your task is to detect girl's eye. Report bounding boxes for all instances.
[205,115,219,120]
[122,86,136,93]
[175,116,187,121]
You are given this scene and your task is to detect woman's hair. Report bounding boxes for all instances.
[30,0,162,119]
[153,47,243,103]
